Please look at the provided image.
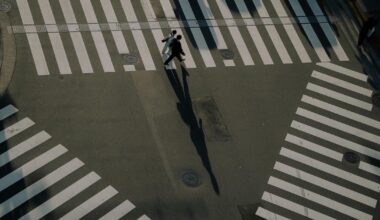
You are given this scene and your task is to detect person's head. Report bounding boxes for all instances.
[176,35,182,40]
[172,30,177,35]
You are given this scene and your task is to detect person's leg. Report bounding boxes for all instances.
[175,54,185,62]
[164,54,175,65]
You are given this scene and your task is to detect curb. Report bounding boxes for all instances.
[0,11,16,97]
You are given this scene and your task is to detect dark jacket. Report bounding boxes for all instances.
[170,39,185,56]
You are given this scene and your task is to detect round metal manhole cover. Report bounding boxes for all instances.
[123,54,139,65]
[220,49,234,60]
[343,152,360,164]
[0,1,11,12]
[182,171,200,187]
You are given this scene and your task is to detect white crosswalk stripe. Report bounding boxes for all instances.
[0,105,148,219]
[15,0,348,75]
[256,64,380,219]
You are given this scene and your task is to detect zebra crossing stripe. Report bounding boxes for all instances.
[99,200,135,220]
[274,162,377,208]
[60,186,118,220]
[16,0,50,75]
[59,0,93,74]
[306,0,349,61]
[138,215,151,220]
[268,176,372,220]
[80,0,115,72]
[0,131,51,167]
[280,147,380,192]
[0,105,18,121]
[19,172,100,220]
[270,0,311,63]
[0,118,35,144]
[0,145,67,192]
[255,207,290,220]
[288,0,330,62]
[296,107,380,144]
[215,0,254,66]
[317,62,368,81]
[291,120,380,160]
[121,0,156,71]
[38,0,71,74]
[301,95,380,129]
[235,0,273,65]
[198,0,236,66]
[306,83,372,111]
[360,162,380,177]
[261,191,335,219]
[179,0,216,67]
[0,158,84,218]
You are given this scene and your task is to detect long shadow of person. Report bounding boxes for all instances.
[165,65,220,195]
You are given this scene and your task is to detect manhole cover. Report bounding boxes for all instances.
[372,92,380,107]
[123,54,139,65]
[0,1,11,12]
[182,171,200,187]
[343,152,360,164]
[220,49,234,60]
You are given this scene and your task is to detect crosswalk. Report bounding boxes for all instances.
[12,0,349,76]
[0,105,148,219]
[256,63,380,219]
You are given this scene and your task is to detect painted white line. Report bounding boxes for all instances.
[137,215,151,220]
[124,65,137,71]
[261,191,335,219]
[283,24,311,63]
[179,0,215,67]
[0,158,84,217]
[0,118,35,144]
[0,145,67,192]
[255,207,290,220]
[291,120,380,160]
[0,105,18,121]
[99,200,136,220]
[38,0,71,74]
[59,0,93,73]
[288,0,330,62]
[60,186,118,220]
[80,0,115,72]
[317,63,367,81]
[280,147,380,192]
[198,0,235,66]
[296,107,380,144]
[312,71,372,96]
[285,133,343,161]
[359,162,380,177]
[252,0,292,64]
[274,162,377,208]
[215,0,254,66]
[306,0,349,61]
[301,95,380,129]
[121,0,156,71]
[306,83,372,111]
[19,172,100,220]
[16,0,49,75]
[235,0,273,65]
[0,131,51,167]
[268,176,372,220]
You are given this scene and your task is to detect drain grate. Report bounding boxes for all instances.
[343,152,360,164]
[123,53,139,65]
[220,49,234,60]
[182,171,200,187]
[0,1,11,12]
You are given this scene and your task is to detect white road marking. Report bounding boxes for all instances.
[0,158,84,217]
[138,215,151,220]
[59,0,93,73]
[280,147,380,192]
[255,207,290,220]
[274,162,377,208]
[268,176,372,220]
[0,118,35,144]
[16,0,49,75]
[317,62,367,81]
[99,200,136,220]
[360,162,380,177]
[0,105,18,121]
[60,186,118,220]
[215,0,255,66]
[19,172,100,220]
[306,83,372,111]
[0,145,67,192]
[261,191,335,219]
[80,0,115,72]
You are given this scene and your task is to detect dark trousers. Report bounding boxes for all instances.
[164,54,182,65]
[358,16,379,46]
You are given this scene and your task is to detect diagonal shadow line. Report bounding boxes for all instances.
[164,65,220,195]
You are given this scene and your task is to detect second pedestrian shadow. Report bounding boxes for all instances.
[165,66,220,195]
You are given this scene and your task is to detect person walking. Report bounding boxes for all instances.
[161,30,177,54]
[164,35,185,65]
